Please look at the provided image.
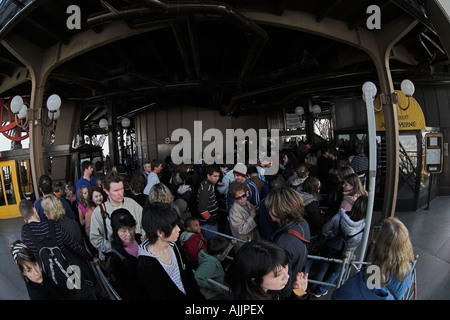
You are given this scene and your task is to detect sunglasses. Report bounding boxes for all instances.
[235,194,247,200]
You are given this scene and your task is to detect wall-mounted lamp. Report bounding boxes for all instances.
[99,118,108,130]
[362,79,415,111]
[121,117,130,128]
[398,79,415,110]
[311,104,322,118]
[10,94,61,129]
[10,95,29,130]
[295,106,305,122]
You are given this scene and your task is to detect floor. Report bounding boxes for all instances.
[0,196,449,300]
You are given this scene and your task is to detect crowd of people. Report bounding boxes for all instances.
[9,138,416,300]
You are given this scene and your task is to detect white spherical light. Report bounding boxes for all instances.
[99,118,108,129]
[18,105,28,119]
[362,81,377,98]
[49,109,60,120]
[10,96,24,114]
[295,106,304,115]
[312,104,321,115]
[46,94,61,111]
[121,117,130,128]
[401,79,415,96]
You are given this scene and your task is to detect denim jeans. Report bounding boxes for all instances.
[201,223,218,241]
[310,260,341,295]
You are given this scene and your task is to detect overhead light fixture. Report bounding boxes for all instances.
[398,79,415,110]
[10,94,62,129]
[99,118,108,129]
[311,104,321,118]
[362,79,415,111]
[121,117,130,128]
[295,106,305,122]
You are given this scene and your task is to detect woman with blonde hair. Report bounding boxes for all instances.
[147,183,181,217]
[148,182,174,204]
[332,217,414,300]
[41,194,84,244]
[265,186,310,297]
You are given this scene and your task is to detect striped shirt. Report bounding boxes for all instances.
[21,221,93,262]
[350,154,369,175]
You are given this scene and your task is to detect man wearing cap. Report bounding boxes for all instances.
[197,164,221,240]
[226,163,260,212]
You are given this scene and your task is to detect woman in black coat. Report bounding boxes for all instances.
[108,208,147,300]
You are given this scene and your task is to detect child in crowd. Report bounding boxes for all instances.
[194,236,235,299]
[179,216,207,269]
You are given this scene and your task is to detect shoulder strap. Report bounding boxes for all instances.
[100,203,109,240]
[246,182,253,197]
[386,284,399,300]
[287,228,310,244]
[346,227,364,239]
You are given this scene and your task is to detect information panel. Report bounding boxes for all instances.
[425,133,443,173]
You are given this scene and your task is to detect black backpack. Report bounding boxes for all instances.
[24,220,81,289]
[320,219,363,259]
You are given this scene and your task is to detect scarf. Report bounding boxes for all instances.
[123,239,139,258]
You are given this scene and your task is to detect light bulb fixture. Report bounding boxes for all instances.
[121,117,130,128]
[311,104,321,118]
[42,94,62,128]
[99,118,108,129]
[362,81,381,112]
[295,106,305,122]
[9,96,28,130]
[362,81,377,100]
[18,105,28,119]
[295,106,304,115]
[398,79,415,111]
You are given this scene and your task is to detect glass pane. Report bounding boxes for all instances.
[2,166,17,205]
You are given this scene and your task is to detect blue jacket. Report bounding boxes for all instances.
[331,267,413,300]
[271,220,310,296]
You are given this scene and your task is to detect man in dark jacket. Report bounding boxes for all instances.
[196,164,221,240]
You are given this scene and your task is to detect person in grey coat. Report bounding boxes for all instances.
[309,195,368,298]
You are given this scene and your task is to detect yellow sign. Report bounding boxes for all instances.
[374,90,426,131]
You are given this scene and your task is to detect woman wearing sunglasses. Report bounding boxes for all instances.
[228,182,261,252]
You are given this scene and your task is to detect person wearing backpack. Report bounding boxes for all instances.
[309,195,368,298]
[265,186,311,298]
[10,240,72,300]
[19,199,94,299]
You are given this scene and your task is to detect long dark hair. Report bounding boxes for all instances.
[227,240,289,300]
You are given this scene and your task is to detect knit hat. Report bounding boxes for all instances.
[233,163,247,176]
[10,240,27,264]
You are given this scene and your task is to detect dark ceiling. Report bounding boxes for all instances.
[0,0,448,136]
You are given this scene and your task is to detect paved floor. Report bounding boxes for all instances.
[0,196,449,300]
